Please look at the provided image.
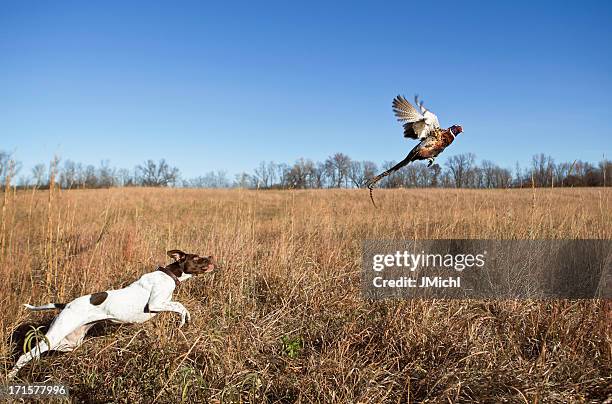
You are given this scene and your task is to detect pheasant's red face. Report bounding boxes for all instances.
[452,125,463,134]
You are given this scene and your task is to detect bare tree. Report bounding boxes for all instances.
[430,164,442,187]
[303,160,318,188]
[531,153,554,187]
[469,166,484,188]
[348,161,364,188]
[481,160,497,188]
[325,153,351,188]
[0,151,21,186]
[98,160,116,188]
[0,152,11,185]
[266,162,278,187]
[188,171,230,188]
[348,161,378,188]
[233,172,254,188]
[83,165,98,188]
[286,158,314,189]
[59,160,78,189]
[494,167,513,188]
[136,159,180,187]
[446,153,476,188]
[514,162,524,188]
[32,164,47,188]
[440,170,453,187]
[117,168,134,186]
[275,163,290,188]
[0,151,9,181]
[311,162,326,189]
[554,162,571,187]
[254,161,272,188]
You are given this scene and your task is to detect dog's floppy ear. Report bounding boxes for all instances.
[167,250,186,261]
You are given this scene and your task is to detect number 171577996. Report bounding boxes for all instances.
[2,384,68,397]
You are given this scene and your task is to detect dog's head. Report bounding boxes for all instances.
[167,250,218,275]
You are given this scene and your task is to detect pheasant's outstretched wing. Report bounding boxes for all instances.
[392,95,423,123]
[414,95,440,132]
[392,95,437,140]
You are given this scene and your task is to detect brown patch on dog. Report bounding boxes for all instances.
[89,292,108,306]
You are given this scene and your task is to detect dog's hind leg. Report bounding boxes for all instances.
[7,334,57,379]
[55,323,96,352]
[7,307,99,379]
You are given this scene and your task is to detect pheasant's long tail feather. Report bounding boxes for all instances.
[369,185,377,208]
[366,171,391,207]
[366,147,421,207]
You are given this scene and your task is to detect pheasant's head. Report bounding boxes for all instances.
[450,125,463,135]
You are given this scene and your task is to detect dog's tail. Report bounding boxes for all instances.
[24,303,66,311]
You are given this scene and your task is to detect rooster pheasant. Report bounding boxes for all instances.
[366,95,463,206]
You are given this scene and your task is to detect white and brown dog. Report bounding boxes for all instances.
[7,249,216,379]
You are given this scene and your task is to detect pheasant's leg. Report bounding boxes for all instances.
[427,157,436,167]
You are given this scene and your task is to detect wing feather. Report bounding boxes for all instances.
[403,121,428,139]
[392,95,424,123]
[414,95,441,129]
[392,94,440,140]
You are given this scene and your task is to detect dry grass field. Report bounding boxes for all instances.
[0,187,610,403]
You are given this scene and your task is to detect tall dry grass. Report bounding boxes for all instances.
[0,187,610,403]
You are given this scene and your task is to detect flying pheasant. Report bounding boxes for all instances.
[366,95,463,206]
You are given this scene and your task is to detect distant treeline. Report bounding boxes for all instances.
[0,150,609,190]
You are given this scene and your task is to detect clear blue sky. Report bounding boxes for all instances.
[2,1,611,179]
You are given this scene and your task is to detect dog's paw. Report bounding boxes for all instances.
[7,368,18,380]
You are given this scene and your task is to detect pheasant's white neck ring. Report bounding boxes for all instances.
[449,128,455,138]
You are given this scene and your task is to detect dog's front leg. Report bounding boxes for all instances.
[148,301,190,327]
[171,302,191,326]
[147,287,191,327]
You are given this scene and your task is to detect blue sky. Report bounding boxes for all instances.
[2,1,611,179]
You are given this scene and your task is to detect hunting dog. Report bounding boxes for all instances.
[7,250,216,379]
